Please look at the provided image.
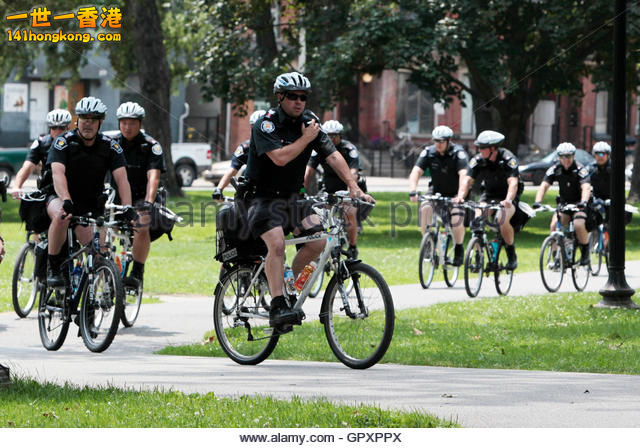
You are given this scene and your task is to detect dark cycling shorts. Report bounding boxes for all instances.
[46,194,104,218]
[247,195,317,238]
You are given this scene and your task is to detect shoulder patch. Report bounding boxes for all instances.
[578,167,588,178]
[111,141,123,154]
[468,157,478,168]
[507,158,517,168]
[349,149,358,159]
[457,151,467,160]
[151,143,162,156]
[234,145,245,157]
[261,120,275,134]
[53,137,67,150]
[545,166,555,176]
[30,139,39,150]
[420,149,427,158]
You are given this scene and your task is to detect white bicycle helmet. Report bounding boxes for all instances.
[46,109,72,127]
[249,109,266,125]
[432,125,454,140]
[116,101,145,120]
[474,130,505,147]
[556,142,576,156]
[75,96,107,118]
[273,72,311,93]
[593,141,611,154]
[322,120,344,134]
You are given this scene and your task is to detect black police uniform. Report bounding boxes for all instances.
[47,130,127,216]
[467,148,523,202]
[231,140,250,171]
[111,131,166,202]
[308,139,359,193]
[414,143,468,197]
[588,160,611,200]
[542,161,590,204]
[27,134,53,166]
[245,107,336,237]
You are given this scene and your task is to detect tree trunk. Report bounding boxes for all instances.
[129,1,182,197]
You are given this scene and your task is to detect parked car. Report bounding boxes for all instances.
[203,159,247,184]
[519,149,595,185]
[103,130,212,187]
[0,146,29,183]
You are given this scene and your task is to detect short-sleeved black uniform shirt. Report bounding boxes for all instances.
[414,143,468,197]
[542,160,590,204]
[308,138,359,193]
[467,148,523,201]
[588,161,611,200]
[231,140,250,171]
[112,131,166,201]
[48,130,127,215]
[27,134,53,166]
[246,107,336,197]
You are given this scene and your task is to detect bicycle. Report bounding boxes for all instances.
[213,191,394,369]
[37,212,126,352]
[462,202,515,298]
[417,193,460,289]
[537,203,590,292]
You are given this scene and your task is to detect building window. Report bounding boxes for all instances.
[595,91,608,135]
[396,72,434,135]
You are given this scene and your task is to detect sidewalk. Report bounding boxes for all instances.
[2,264,640,427]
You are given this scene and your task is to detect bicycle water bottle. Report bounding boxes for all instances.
[71,262,82,290]
[564,238,573,260]
[294,261,317,291]
[283,265,296,295]
[490,239,499,262]
[439,231,447,254]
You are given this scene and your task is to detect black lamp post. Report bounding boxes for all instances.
[597,0,638,308]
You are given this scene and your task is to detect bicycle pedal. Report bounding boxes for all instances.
[272,324,294,335]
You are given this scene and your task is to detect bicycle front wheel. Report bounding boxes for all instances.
[571,245,590,291]
[418,232,436,289]
[213,265,279,365]
[322,262,394,369]
[37,285,69,351]
[443,233,459,287]
[464,237,484,298]
[588,230,603,276]
[494,243,514,295]
[121,279,143,327]
[79,258,125,353]
[539,235,564,292]
[12,242,37,318]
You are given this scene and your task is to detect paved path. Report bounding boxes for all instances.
[3,262,640,428]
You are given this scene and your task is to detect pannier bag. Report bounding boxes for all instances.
[215,203,267,263]
[19,191,51,233]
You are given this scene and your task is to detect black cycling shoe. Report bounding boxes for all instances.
[452,244,464,267]
[269,295,303,327]
[124,271,143,288]
[505,250,518,271]
[579,245,590,266]
[47,265,65,288]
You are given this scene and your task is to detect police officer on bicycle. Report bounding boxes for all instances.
[454,130,522,270]
[303,119,362,259]
[212,109,266,200]
[12,109,73,198]
[244,72,373,329]
[45,96,135,287]
[533,142,591,266]
[111,101,166,287]
[408,125,468,266]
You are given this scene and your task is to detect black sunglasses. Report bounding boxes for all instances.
[558,154,573,159]
[594,151,608,156]
[49,126,66,130]
[284,92,308,102]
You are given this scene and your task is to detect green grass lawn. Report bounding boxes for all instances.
[1,190,639,313]
[161,290,640,375]
[0,378,456,428]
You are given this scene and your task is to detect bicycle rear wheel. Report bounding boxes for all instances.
[213,265,279,365]
[418,232,436,289]
[37,285,69,351]
[588,230,603,276]
[79,258,125,353]
[494,243,514,295]
[321,262,394,369]
[464,237,484,298]
[539,235,564,292]
[12,242,37,318]
[443,233,459,287]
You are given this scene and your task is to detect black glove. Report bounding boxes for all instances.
[138,201,154,213]
[577,201,588,209]
[532,202,542,209]
[62,199,74,215]
[122,205,138,222]
[211,187,223,200]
